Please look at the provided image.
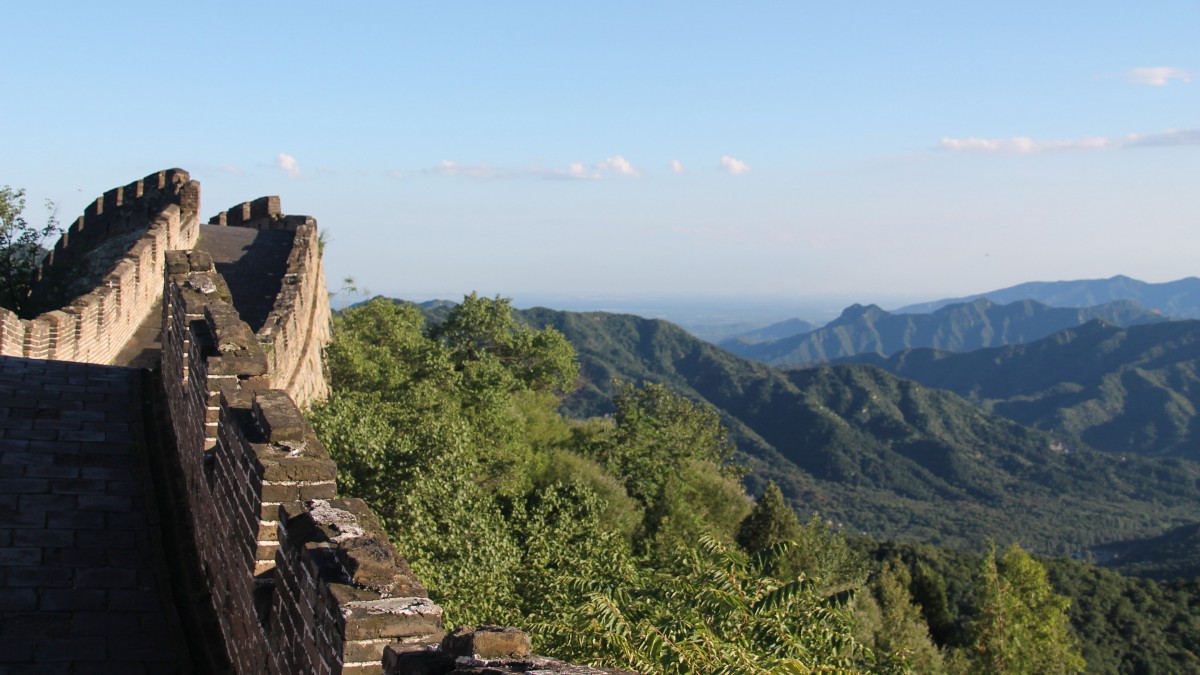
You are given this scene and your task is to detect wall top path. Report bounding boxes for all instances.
[0,356,190,670]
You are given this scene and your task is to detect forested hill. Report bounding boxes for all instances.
[501,304,1200,555]
[836,319,1200,460]
[720,297,1164,368]
[895,274,1200,317]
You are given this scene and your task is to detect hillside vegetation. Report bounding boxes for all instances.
[313,296,1200,673]
[503,304,1200,555]
[838,319,1200,460]
[721,298,1163,368]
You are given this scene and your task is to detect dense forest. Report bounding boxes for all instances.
[309,296,1200,673]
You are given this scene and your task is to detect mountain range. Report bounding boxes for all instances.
[501,305,1200,558]
[894,274,1200,318]
[834,319,1200,460]
[719,298,1164,368]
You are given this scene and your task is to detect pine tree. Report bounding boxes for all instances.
[736,481,800,554]
[966,543,1085,674]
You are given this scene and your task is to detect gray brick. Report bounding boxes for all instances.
[0,588,38,610]
[39,589,106,611]
[13,528,74,547]
[75,568,137,589]
[0,547,41,566]
[32,636,106,662]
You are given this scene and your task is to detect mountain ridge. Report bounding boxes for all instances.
[721,297,1164,368]
[832,319,1200,460]
[895,274,1200,317]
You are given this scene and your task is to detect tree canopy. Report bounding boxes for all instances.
[0,186,59,315]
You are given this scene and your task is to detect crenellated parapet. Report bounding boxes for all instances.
[0,169,200,363]
[207,196,332,407]
[161,253,445,673]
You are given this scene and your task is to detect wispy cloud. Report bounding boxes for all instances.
[432,155,643,181]
[940,136,1113,154]
[670,159,684,174]
[1126,66,1192,86]
[277,153,302,178]
[596,155,642,177]
[941,127,1200,155]
[1125,128,1200,147]
[219,165,243,176]
[720,155,751,175]
[431,160,507,180]
[533,162,601,181]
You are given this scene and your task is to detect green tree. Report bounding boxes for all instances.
[311,296,585,624]
[541,536,889,674]
[965,543,1085,674]
[599,381,736,506]
[0,186,59,316]
[588,381,748,554]
[736,481,800,555]
[858,559,945,673]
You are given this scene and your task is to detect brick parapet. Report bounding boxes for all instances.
[162,253,446,673]
[207,197,332,408]
[258,220,332,408]
[0,169,200,364]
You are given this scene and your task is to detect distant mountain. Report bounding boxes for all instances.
[718,318,819,347]
[721,298,1164,368]
[895,275,1200,318]
[834,320,1200,460]
[503,305,1200,555]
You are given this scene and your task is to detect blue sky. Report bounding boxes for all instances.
[4,2,1198,315]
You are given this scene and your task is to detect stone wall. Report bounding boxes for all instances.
[0,169,200,363]
[209,198,332,408]
[161,254,446,673]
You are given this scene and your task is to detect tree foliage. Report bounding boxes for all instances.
[540,536,890,674]
[310,297,882,671]
[737,481,800,555]
[0,186,59,316]
[964,543,1085,674]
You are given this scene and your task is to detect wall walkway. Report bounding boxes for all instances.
[0,356,189,671]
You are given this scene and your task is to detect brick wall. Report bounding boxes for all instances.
[208,198,332,408]
[0,169,200,363]
[160,255,446,674]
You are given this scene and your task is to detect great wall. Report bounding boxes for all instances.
[0,169,622,674]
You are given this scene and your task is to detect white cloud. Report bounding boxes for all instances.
[219,165,242,176]
[534,162,601,180]
[431,155,646,181]
[431,160,504,180]
[1125,128,1200,147]
[941,126,1200,155]
[939,135,1113,154]
[596,155,641,177]
[670,159,684,174]
[277,153,302,178]
[1126,67,1192,86]
[720,155,751,175]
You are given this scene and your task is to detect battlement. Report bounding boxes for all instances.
[0,169,200,364]
[160,252,446,672]
[210,195,315,231]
